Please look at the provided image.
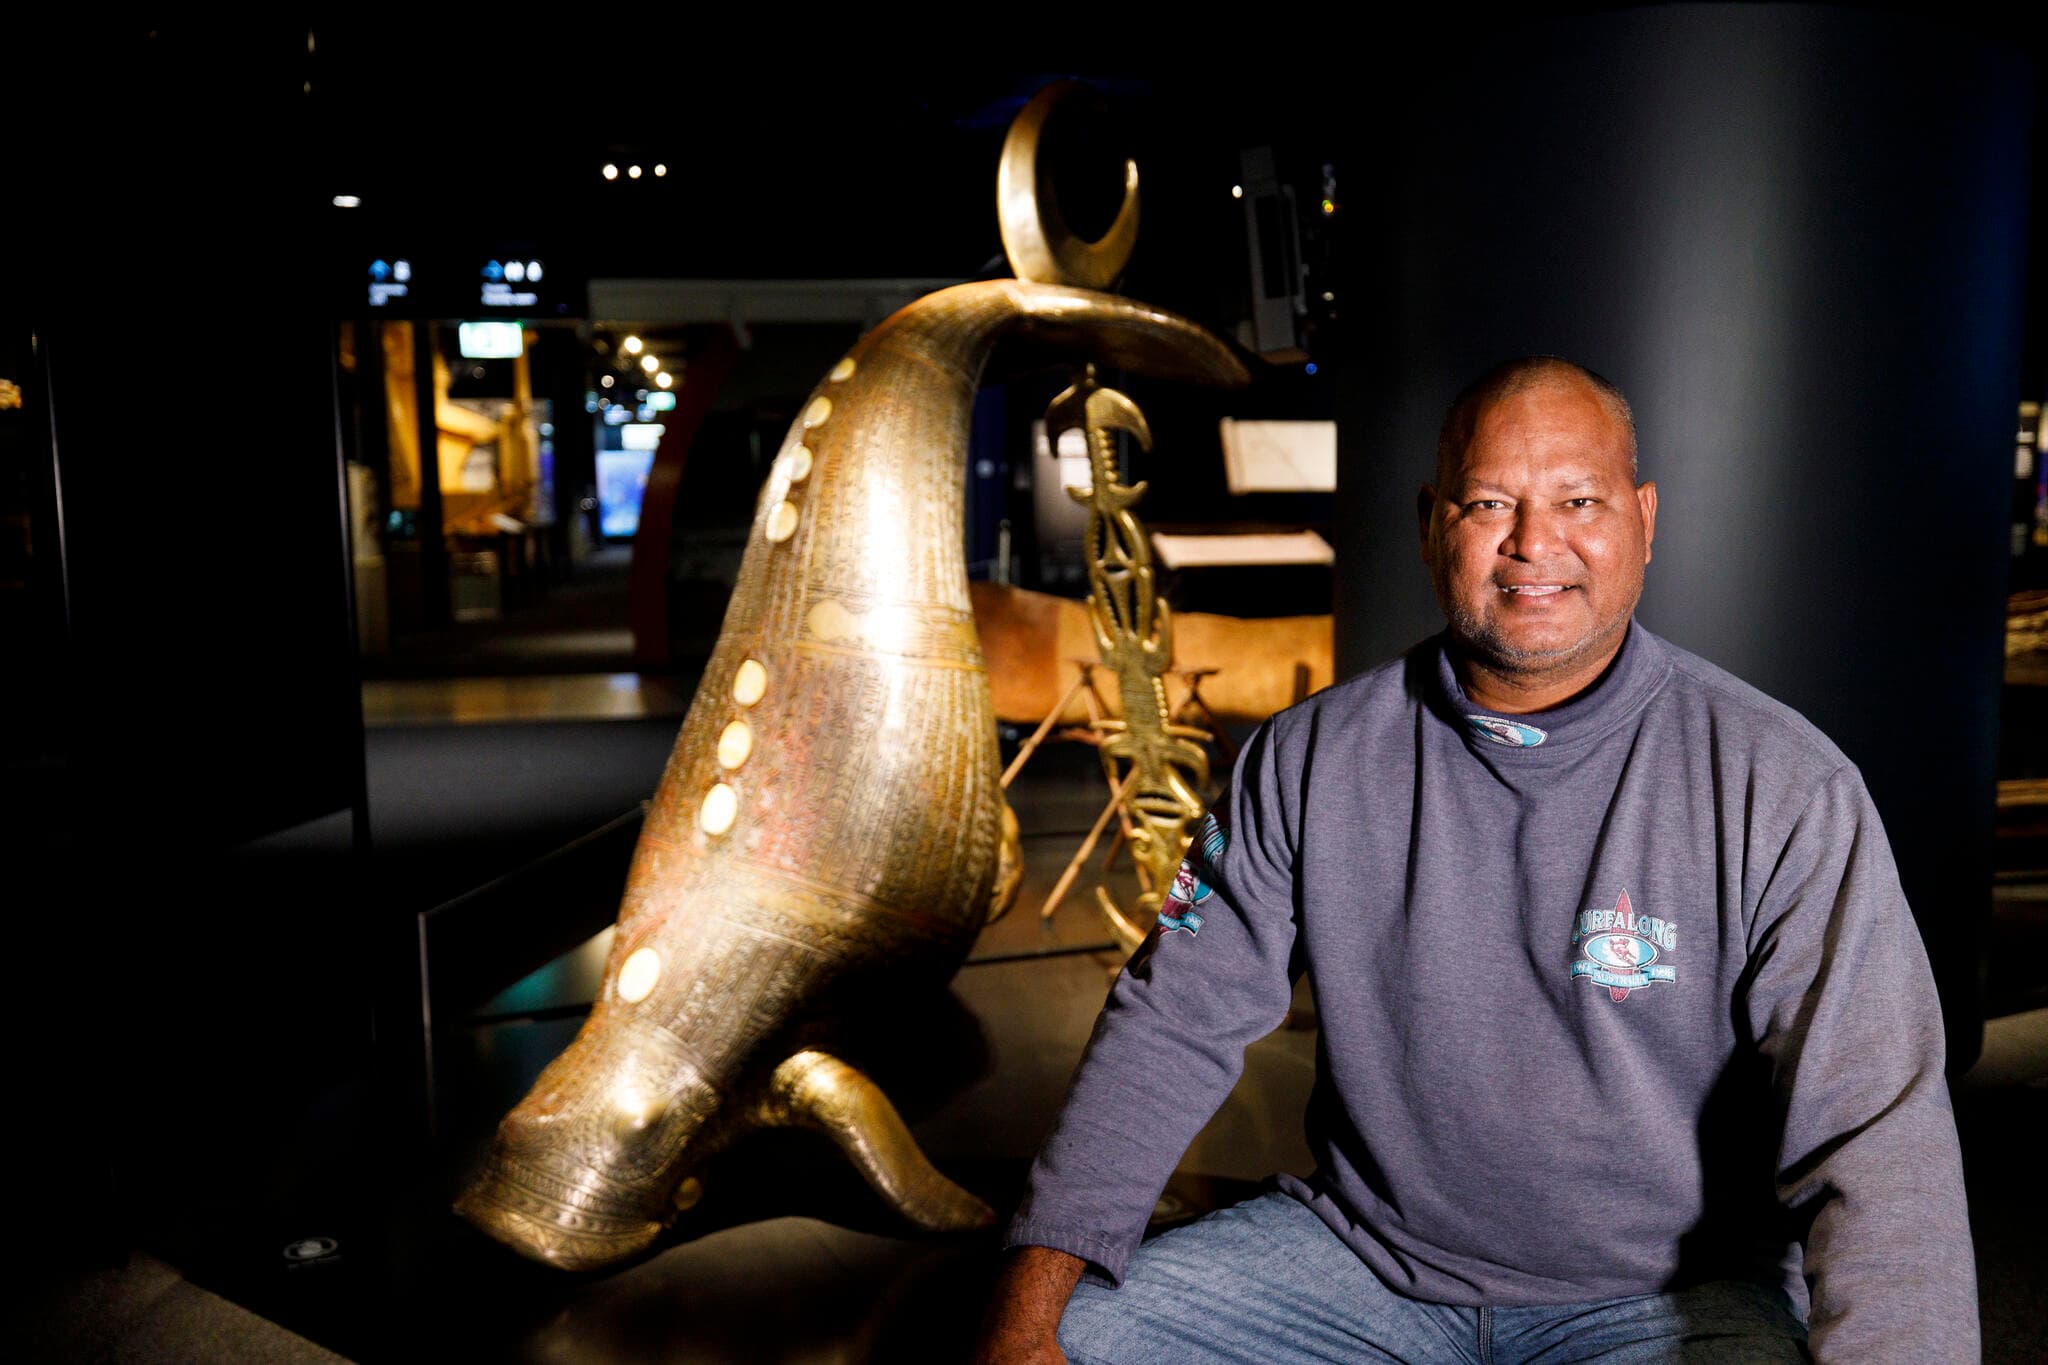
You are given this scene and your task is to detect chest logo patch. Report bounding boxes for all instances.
[1570,889,1677,1001]
[1157,812,1226,936]
[1466,715,1548,747]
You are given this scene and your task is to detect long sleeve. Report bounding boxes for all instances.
[1743,765,1978,1362]
[1003,720,1303,1284]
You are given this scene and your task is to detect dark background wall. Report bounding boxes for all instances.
[1335,7,2037,1066]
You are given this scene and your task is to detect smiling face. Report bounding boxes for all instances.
[1420,368,1657,712]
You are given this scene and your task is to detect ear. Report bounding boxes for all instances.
[1636,481,1658,562]
[1417,485,1440,565]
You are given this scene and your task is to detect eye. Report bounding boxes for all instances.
[1564,497,1600,508]
[1464,498,1508,512]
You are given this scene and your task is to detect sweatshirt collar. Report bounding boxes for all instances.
[1431,621,1671,755]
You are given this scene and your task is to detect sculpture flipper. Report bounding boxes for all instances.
[757,1049,994,1232]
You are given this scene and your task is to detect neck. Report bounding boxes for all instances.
[1453,628,1629,715]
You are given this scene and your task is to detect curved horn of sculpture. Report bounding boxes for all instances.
[455,279,1246,1271]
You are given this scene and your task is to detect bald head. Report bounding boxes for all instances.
[1419,354,1657,713]
[1436,357,1637,488]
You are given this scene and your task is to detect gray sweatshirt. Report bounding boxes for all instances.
[1007,623,1977,1362]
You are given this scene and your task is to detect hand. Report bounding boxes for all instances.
[972,1245,1085,1364]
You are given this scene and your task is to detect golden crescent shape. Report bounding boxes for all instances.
[998,81,1140,289]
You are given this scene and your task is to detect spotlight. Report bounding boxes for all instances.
[654,164,668,177]
[623,336,643,355]
[628,165,642,179]
[640,354,659,373]
[656,372,673,389]
[331,194,361,208]
[602,163,619,180]
[1231,185,1243,199]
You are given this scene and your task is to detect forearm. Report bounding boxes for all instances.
[1751,768,1979,1360]
[1008,738,1302,1280]
[974,1246,1085,1364]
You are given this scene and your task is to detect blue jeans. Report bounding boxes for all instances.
[1058,1191,1808,1364]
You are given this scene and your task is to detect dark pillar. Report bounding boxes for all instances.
[1336,8,2034,1069]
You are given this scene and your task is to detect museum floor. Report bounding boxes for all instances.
[26,556,2048,1363]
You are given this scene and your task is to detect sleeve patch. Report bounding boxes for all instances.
[1157,813,1228,935]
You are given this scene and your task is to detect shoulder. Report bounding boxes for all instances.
[1646,629,1852,789]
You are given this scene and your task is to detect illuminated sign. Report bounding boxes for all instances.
[621,423,666,451]
[368,257,414,307]
[596,450,655,537]
[647,390,677,411]
[340,247,580,319]
[458,322,525,359]
[480,258,545,309]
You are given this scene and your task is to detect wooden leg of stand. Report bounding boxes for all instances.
[1041,769,1140,922]
[1002,675,1092,788]
[1190,693,1237,764]
[1080,668,1114,728]
[1087,737,1143,875]
[1101,824,1127,871]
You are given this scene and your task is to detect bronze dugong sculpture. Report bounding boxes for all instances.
[455,279,1246,1270]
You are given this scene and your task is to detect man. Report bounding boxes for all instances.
[977,358,1976,1363]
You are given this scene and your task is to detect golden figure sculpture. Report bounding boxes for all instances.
[455,82,1246,1270]
[1048,370,1215,952]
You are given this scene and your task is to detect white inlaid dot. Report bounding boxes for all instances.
[801,395,832,429]
[733,659,767,707]
[617,948,661,1003]
[717,720,753,770]
[699,782,738,835]
[765,500,799,542]
[828,357,856,383]
[781,445,813,482]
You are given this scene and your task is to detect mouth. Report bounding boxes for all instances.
[1497,583,1574,598]
[456,1162,669,1270]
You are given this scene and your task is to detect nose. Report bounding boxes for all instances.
[1502,503,1561,561]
